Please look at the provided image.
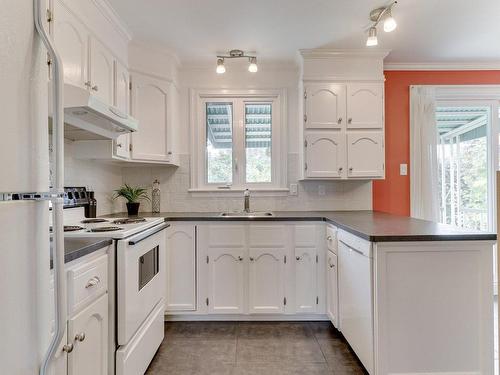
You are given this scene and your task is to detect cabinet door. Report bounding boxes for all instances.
[67,293,108,375]
[207,248,245,314]
[305,132,345,178]
[326,251,339,328]
[114,61,130,159]
[295,248,317,313]
[48,330,67,375]
[52,0,89,89]
[347,131,384,178]
[305,84,346,129]
[346,83,384,129]
[248,248,285,314]
[89,37,114,105]
[130,74,171,162]
[166,225,196,311]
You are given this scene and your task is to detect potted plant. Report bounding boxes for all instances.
[113,184,150,216]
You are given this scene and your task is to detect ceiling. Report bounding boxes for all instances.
[107,0,500,64]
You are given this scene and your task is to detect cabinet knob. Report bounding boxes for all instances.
[296,256,301,261]
[91,85,99,92]
[84,81,91,88]
[337,118,342,124]
[116,143,122,148]
[85,276,100,289]
[327,236,332,241]
[238,256,243,261]
[348,118,352,124]
[249,257,254,261]
[338,167,343,172]
[349,167,353,172]
[62,343,74,353]
[75,332,86,342]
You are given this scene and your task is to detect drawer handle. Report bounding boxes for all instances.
[85,276,100,289]
[62,343,73,353]
[75,332,86,342]
[328,259,335,268]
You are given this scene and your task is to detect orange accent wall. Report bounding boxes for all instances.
[373,70,500,216]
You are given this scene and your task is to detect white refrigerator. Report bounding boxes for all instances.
[0,0,66,374]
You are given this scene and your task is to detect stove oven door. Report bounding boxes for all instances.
[117,223,168,345]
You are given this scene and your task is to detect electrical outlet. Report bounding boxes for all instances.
[318,185,326,196]
[289,183,298,196]
[400,164,408,176]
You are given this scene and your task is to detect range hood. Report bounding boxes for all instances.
[61,84,138,140]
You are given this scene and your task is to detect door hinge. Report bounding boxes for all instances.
[206,255,209,264]
[304,140,308,147]
[284,255,286,264]
[304,91,307,99]
[129,143,133,152]
[304,163,308,171]
[316,254,318,263]
[316,296,319,305]
[284,297,287,306]
[206,298,209,306]
[46,9,53,23]
[303,114,307,122]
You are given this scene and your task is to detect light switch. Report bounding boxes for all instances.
[289,183,298,196]
[400,164,408,176]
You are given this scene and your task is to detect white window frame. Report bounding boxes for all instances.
[189,89,288,194]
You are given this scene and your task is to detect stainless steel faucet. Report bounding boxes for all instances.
[244,189,250,213]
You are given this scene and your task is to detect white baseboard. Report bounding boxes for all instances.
[164,314,330,322]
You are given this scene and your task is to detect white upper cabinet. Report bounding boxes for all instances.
[305,84,346,129]
[165,225,196,312]
[52,0,89,89]
[347,131,385,178]
[305,132,345,178]
[114,60,131,159]
[248,248,285,314]
[89,37,114,105]
[130,73,172,162]
[207,247,245,314]
[294,247,318,313]
[346,83,384,129]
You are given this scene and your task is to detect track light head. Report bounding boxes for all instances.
[216,58,225,74]
[366,27,378,47]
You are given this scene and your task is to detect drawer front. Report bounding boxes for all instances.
[67,254,108,314]
[207,225,246,247]
[326,225,337,253]
[249,225,286,247]
[294,225,316,247]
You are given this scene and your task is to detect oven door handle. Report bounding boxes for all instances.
[128,223,170,245]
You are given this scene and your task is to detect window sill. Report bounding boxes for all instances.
[188,188,290,197]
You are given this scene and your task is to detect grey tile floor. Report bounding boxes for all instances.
[145,321,367,375]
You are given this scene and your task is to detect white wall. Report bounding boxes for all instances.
[121,56,372,213]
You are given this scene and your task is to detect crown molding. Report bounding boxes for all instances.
[299,48,391,60]
[129,41,181,67]
[90,0,133,41]
[384,62,500,71]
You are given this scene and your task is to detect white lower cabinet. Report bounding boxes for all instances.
[67,293,108,375]
[207,247,245,313]
[248,248,286,314]
[294,247,318,313]
[326,250,338,328]
[165,225,196,311]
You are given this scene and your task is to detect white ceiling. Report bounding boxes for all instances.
[107,0,500,64]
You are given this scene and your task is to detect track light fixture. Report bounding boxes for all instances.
[215,50,258,74]
[366,1,397,47]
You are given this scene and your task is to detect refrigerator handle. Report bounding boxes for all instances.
[34,1,67,375]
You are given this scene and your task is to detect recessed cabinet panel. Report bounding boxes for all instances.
[166,225,196,311]
[248,248,285,314]
[347,132,384,178]
[305,133,345,178]
[130,74,170,161]
[305,84,346,129]
[295,247,317,313]
[52,0,89,89]
[207,247,245,314]
[89,37,114,106]
[347,83,384,129]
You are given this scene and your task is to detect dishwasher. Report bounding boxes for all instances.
[338,230,374,374]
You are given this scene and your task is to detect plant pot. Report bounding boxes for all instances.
[126,202,140,216]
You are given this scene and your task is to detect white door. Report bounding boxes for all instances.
[89,37,114,105]
[346,83,384,129]
[114,60,130,159]
[295,247,317,313]
[207,247,245,314]
[305,132,345,178]
[347,131,384,178]
[130,73,171,162]
[305,84,346,129]
[326,251,339,328]
[165,225,196,311]
[52,0,89,89]
[248,248,285,314]
[67,293,108,375]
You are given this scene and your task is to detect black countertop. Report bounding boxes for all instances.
[103,211,496,242]
[50,237,113,269]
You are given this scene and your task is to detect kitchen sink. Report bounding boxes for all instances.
[219,211,274,218]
